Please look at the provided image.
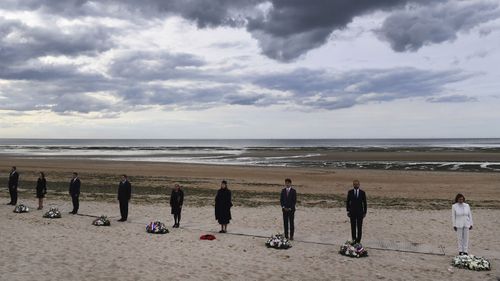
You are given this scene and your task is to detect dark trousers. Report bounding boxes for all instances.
[9,187,17,205]
[71,195,79,213]
[119,199,129,220]
[282,210,295,239]
[173,210,182,224]
[350,215,363,243]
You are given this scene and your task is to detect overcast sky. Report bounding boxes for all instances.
[1,0,499,138]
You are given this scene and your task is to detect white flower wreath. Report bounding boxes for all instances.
[14,204,30,213]
[265,234,292,249]
[451,255,491,271]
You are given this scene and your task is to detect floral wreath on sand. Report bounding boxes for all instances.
[43,207,62,219]
[265,234,292,249]
[92,215,111,226]
[451,255,491,271]
[200,234,216,240]
[14,204,30,213]
[146,221,169,234]
[339,240,368,258]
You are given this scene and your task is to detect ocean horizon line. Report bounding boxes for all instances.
[2,137,500,140]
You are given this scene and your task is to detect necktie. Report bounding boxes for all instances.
[355,190,358,198]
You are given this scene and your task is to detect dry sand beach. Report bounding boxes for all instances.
[1,156,500,281]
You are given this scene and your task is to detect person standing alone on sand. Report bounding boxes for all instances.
[69,172,80,214]
[36,172,47,210]
[346,179,367,243]
[452,193,473,255]
[280,178,297,240]
[170,184,184,228]
[215,180,232,233]
[117,175,132,222]
[7,166,19,205]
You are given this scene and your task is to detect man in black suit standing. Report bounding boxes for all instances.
[280,178,297,240]
[117,174,132,222]
[346,179,367,243]
[7,166,19,205]
[69,172,80,214]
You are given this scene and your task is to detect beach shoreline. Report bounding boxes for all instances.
[1,156,500,207]
[2,138,500,173]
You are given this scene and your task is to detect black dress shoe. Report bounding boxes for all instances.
[290,237,294,241]
[117,218,126,222]
[6,202,13,205]
[463,252,468,256]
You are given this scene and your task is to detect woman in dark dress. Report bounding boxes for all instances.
[36,172,47,210]
[215,180,232,233]
[170,184,184,228]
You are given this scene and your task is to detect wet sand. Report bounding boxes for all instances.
[1,156,499,201]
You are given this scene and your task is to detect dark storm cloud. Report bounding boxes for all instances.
[246,0,413,61]
[115,0,435,61]
[2,0,466,61]
[5,0,498,60]
[377,1,500,52]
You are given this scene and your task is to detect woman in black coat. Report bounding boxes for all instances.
[215,180,232,233]
[36,172,47,210]
[170,184,184,228]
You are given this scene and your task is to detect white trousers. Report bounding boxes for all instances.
[456,227,469,253]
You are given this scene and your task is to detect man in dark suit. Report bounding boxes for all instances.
[7,166,19,205]
[280,178,297,240]
[69,172,80,214]
[346,179,367,243]
[117,174,132,222]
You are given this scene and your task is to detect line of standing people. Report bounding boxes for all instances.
[5,167,367,240]
[4,167,474,254]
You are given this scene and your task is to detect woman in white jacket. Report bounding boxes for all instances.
[452,193,473,255]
